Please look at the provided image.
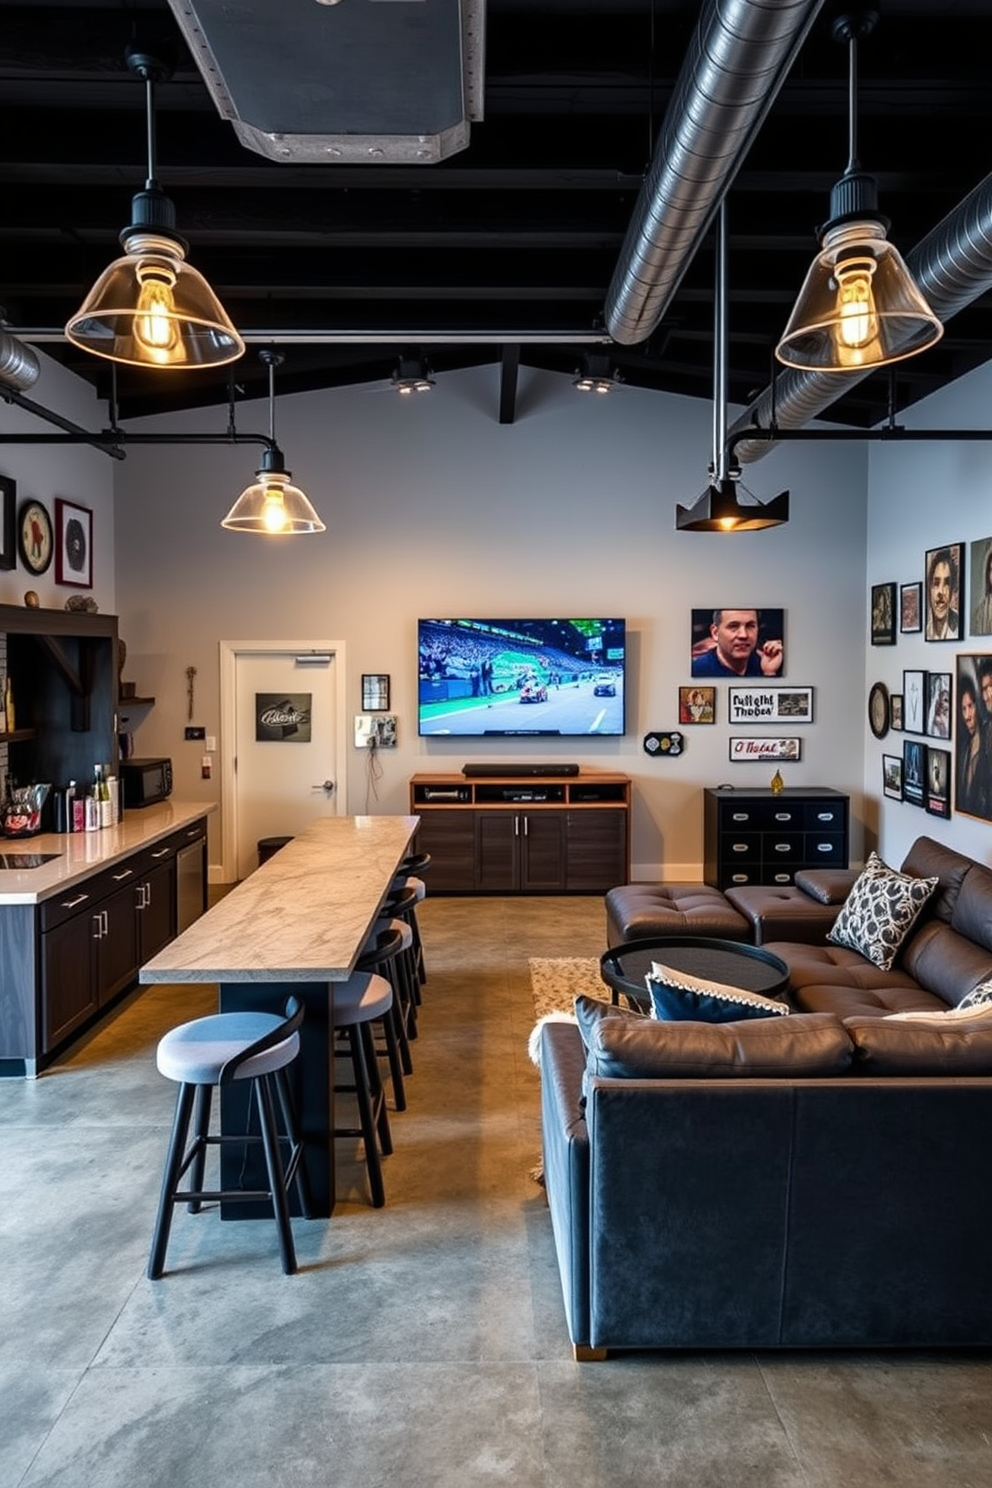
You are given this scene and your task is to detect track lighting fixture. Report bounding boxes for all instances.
[573,353,621,394]
[392,355,435,394]
[65,47,244,371]
[221,351,325,535]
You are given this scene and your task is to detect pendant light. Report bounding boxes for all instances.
[676,205,788,533]
[221,351,325,535]
[391,354,435,394]
[573,352,621,394]
[775,10,942,373]
[65,47,244,370]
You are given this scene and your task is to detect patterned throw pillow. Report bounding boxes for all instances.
[646,961,789,1023]
[826,852,939,970]
[959,980,992,1009]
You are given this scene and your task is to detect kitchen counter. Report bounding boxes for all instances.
[0,801,215,904]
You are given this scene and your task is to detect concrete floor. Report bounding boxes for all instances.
[2,893,991,1488]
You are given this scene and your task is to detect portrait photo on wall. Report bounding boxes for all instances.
[690,608,784,679]
[969,536,992,636]
[870,582,896,646]
[954,654,992,822]
[924,542,964,642]
[926,746,951,819]
[902,738,925,808]
[679,686,715,724]
[900,581,922,634]
[925,671,952,739]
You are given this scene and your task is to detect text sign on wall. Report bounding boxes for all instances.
[255,693,312,742]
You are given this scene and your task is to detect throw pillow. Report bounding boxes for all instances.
[826,851,939,970]
[885,1001,992,1024]
[959,979,992,1009]
[646,961,789,1023]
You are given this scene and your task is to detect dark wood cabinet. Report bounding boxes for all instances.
[409,772,630,894]
[703,787,849,890]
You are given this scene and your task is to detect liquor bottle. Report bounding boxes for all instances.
[96,764,113,828]
[4,674,14,734]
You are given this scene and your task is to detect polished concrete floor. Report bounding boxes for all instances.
[2,893,991,1488]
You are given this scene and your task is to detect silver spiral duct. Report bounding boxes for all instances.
[0,330,41,391]
[605,0,825,346]
[730,169,992,461]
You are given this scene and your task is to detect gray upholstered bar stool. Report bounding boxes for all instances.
[393,850,431,988]
[364,917,417,1078]
[332,971,395,1208]
[148,996,310,1278]
[385,879,427,1006]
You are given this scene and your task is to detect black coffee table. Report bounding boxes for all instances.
[600,936,790,1012]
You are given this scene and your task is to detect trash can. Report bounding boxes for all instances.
[257,835,294,868]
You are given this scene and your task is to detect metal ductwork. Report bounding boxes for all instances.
[731,170,992,461]
[0,330,41,391]
[605,0,825,346]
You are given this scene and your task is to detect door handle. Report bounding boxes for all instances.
[311,780,335,795]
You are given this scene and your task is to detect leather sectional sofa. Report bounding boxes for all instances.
[540,835,992,1358]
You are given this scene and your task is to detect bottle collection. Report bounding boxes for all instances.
[53,765,121,834]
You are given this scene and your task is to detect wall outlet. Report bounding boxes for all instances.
[185,726,206,741]
[354,714,397,748]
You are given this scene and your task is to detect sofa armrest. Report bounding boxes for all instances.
[793,867,859,905]
[540,1021,592,1350]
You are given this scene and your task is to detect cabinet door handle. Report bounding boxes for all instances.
[92,913,102,940]
[150,848,171,859]
[62,893,90,910]
[112,868,135,882]
[144,881,152,906]
[100,910,108,935]
[514,816,520,836]
[523,817,529,837]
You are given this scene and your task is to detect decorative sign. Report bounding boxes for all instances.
[643,730,683,757]
[729,736,801,763]
[255,692,312,742]
[728,686,813,725]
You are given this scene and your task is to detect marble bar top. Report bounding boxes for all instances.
[0,800,214,905]
[140,814,419,984]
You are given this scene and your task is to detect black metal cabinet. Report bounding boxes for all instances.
[704,787,849,890]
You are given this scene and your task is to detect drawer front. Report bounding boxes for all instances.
[803,832,847,866]
[720,832,762,866]
[39,860,142,931]
[721,865,764,887]
[803,801,846,831]
[761,833,805,868]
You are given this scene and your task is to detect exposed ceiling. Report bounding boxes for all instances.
[2,0,991,430]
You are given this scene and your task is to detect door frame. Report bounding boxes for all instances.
[218,638,349,883]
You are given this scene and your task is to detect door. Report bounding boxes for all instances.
[221,642,349,882]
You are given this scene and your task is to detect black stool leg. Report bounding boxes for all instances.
[187,1083,212,1213]
[148,1082,196,1280]
[347,1024,386,1208]
[256,1074,298,1275]
[273,1067,313,1218]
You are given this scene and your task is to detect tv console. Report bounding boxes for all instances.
[409,769,630,894]
[462,762,580,778]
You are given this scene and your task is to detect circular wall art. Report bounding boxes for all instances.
[868,681,890,739]
[18,500,53,575]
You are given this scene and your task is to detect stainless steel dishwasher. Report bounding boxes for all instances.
[176,837,206,934]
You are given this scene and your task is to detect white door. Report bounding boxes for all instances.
[220,641,348,881]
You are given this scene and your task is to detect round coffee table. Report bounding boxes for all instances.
[600,936,790,1011]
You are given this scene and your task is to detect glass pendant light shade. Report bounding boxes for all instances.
[222,448,326,535]
[776,217,943,372]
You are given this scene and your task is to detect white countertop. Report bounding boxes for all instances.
[140,814,419,984]
[0,800,214,905]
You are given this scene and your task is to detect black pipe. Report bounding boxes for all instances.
[726,424,992,463]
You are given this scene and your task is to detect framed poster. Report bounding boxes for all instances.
[55,497,92,587]
[902,670,926,735]
[728,736,800,763]
[362,673,390,711]
[924,542,963,641]
[678,686,715,724]
[0,475,15,572]
[690,608,784,679]
[870,582,896,645]
[728,685,812,725]
[890,693,904,731]
[925,671,952,739]
[969,536,992,636]
[926,746,951,818]
[902,738,925,808]
[882,754,903,801]
[954,654,992,822]
[900,581,922,634]
[254,692,312,742]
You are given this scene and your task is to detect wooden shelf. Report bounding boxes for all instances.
[118,695,155,706]
[0,728,39,744]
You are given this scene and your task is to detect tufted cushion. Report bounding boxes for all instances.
[827,852,939,970]
[845,1014,992,1074]
[573,995,851,1079]
[605,882,749,946]
[646,961,788,1023]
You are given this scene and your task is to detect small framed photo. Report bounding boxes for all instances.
[889,693,904,731]
[54,497,92,588]
[925,671,952,739]
[902,738,925,808]
[924,542,964,641]
[361,673,390,711]
[728,685,812,725]
[0,474,15,572]
[926,746,951,819]
[900,582,922,634]
[902,670,926,735]
[969,537,992,636]
[882,753,903,801]
[728,736,801,763]
[870,582,896,645]
[679,685,715,724]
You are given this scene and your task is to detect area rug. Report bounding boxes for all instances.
[528,956,607,1021]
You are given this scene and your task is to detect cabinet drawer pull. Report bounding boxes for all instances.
[112,868,135,882]
[731,843,749,853]
[773,843,792,853]
[731,874,749,883]
[61,893,90,909]
[773,873,791,883]
[731,812,749,822]
[185,828,201,839]
[816,811,835,822]
[815,842,834,853]
[150,848,171,859]
[774,812,793,822]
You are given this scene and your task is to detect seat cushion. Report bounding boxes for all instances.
[157,1012,299,1084]
[605,883,749,946]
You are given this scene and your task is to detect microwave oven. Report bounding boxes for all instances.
[120,757,173,808]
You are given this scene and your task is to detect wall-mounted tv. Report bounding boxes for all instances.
[418,618,626,737]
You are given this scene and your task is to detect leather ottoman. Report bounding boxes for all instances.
[724,875,854,946]
[605,882,750,947]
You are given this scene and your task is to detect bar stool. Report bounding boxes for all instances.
[332,971,395,1208]
[148,996,309,1278]
[396,852,431,987]
[386,880,427,1004]
[361,919,417,1079]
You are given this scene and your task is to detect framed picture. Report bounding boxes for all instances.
[882,753,903,801]
[870,582,896,645]
[728,736,801,763]
[361,673,390,711]
[902,669,926,735]
[255,692,312,742]
[924,542,964,641]
[17,498,53,576]
[868,681,889,740]
[954,654,992,822]
[678,685,715,724]
[890,693,904,731]
[0,475,15,572]
[728,685,812,725]
[900,581,922,634]
[902,738,925,808]
[969,536,992,636]
[926,746,951,819]
[690,608,785,679]
[54,497,92,587]
[925,671,952,739]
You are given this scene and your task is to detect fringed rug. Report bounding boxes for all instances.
[528,956,607,1021]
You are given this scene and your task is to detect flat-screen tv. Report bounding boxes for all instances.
[418,618,626,736]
